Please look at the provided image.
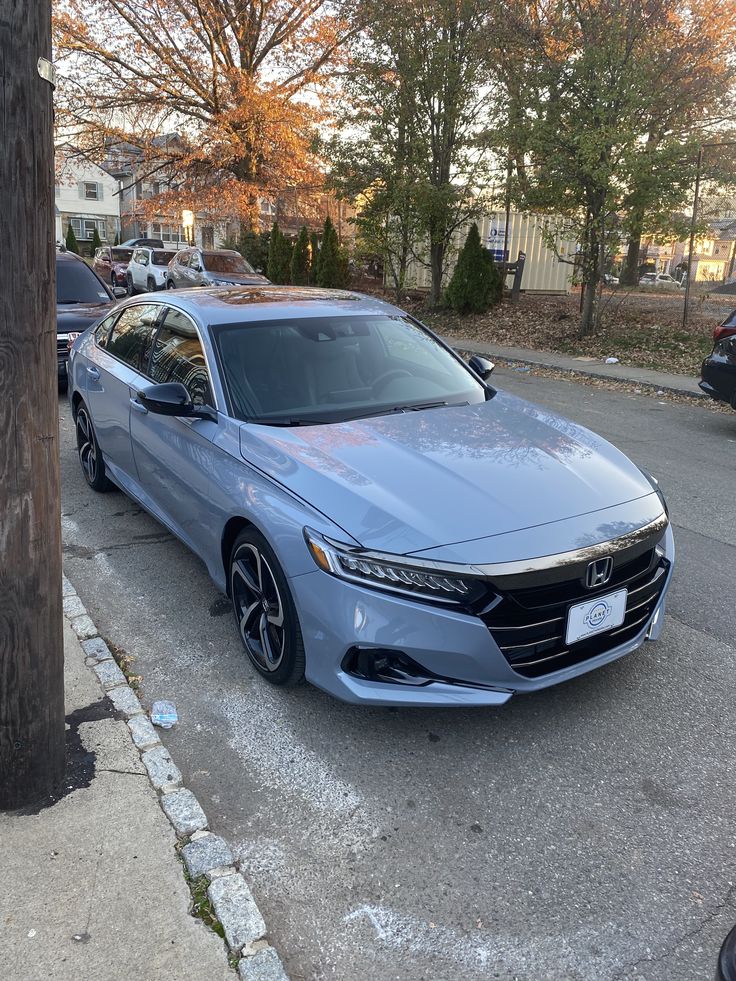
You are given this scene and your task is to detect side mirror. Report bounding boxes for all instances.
[113,286,127,298]
[192,262,202,272]
[468,354,495,381]
[136,383,216,421]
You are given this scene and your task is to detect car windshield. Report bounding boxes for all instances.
[111,248,133,262]
[57,259,110,304]
[152,251,176,266]
[203,253,255,274]
[215,315,486,425]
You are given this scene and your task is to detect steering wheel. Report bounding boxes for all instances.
[371,369,412,395]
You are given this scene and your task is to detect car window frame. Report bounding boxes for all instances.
[148,305,219,411]
[208,312,488,423]
[96,300,167,374]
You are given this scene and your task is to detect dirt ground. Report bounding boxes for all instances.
[406,287,736,376]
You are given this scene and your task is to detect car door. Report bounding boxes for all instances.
[129,305,218,555]
[173,250,190,288]
[85,302,163,486]
[189,251,205,286]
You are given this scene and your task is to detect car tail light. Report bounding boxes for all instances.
[713,323,736,344]
[66,331,80,353]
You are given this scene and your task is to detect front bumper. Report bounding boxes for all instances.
[289,523,674,707]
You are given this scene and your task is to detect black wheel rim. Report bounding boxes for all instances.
[231,544,285,672]
[76,407,97,483]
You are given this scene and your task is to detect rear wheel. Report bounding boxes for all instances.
[126,274,135,296]
[166,279,176,290]
[147,276,156,292]
[75,402,113,492]
[229,529,305,687]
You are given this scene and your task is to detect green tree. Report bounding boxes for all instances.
[316,217,347,288]
[497,0,736,332]
[65,223,79,254]
[266,222,292,284]
[91,227,102,252]
[330,0,495,306]
[290,226,310,285]
[309,230,320,283]
[445,224,501,313]
[224,228,270,272]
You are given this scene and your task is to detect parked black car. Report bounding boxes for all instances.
[56,251,125,391]
[120,237,165,248]
[700,309,736,409]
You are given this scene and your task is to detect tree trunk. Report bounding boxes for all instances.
[620,231,643,286]
[0,0,65,809]
[429,241,444,307]
[579,217,600,337]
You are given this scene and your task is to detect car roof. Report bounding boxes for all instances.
[118,286,406,326]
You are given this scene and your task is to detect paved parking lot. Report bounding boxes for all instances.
[60,367,736,981]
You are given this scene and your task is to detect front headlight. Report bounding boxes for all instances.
[303,528,486,606]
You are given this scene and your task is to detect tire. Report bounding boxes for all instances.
[126,274,135,296]
[147,276,156,293]
[229,528,305,687]
[75,402,113,492]
[166,280,176,290]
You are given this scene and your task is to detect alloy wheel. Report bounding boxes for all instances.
[231,543,286,672]
[76,406,98,484]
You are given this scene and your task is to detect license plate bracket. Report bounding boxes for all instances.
[565,588,628,646]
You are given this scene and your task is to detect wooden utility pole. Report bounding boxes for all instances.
[0,0,65,808]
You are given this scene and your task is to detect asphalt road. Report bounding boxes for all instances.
[59,368,736,981]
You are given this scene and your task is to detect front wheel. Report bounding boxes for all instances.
[126,274,135,296]
[229,529,305,687]
[166,279,176,290]
[147,276,156,292]
[75,403,113,492]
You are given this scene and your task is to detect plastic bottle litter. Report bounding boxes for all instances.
[604,357,619,364]
[150,700,178,729]
[513,366,531,373]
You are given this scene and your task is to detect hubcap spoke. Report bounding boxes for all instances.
[232,557,261,598]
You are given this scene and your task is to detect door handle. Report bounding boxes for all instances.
[86,366,100,380]
[129,397,148,414]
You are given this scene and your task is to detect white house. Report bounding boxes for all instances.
[55,154,120,254]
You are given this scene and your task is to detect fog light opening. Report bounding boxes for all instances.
[342,648,433,687]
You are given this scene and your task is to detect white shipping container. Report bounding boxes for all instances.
[404,211,577,294]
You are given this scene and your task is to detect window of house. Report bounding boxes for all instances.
[150,309,213,406]
[70,217,106,240]
[105,304,161,371]
[84,182,100,200]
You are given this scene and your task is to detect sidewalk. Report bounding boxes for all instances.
[0,620,233,981]
[442,334,705,398]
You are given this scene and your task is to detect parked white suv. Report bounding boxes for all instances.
[639,273,678,288]
[126,247,177,294]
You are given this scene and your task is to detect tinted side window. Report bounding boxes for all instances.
[150,309,213,406]
[95,312,120,349]
[106,304,160,371]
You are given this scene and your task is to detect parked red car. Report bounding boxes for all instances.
[92,246,133,289]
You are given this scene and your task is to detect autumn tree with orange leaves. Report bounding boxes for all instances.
[494,0,736,334]
[53,0,356,226]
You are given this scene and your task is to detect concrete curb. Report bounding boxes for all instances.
[444,337,707,401]
[62,572,289,981]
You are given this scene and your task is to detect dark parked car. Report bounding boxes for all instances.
[56,251,125,391]
[120,237,165,249]
[699,309,736,409]
[166,248,269,289]
[92,246,133,288]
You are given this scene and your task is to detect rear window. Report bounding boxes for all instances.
[152,251,175,266]
[57,259,110,304]
[111,248,133,262]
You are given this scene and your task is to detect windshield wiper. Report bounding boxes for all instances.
[248,417,329,427]
[58,299,96,304]
[341,400,456,422]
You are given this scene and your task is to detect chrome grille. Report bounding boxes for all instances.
[481,549,669,678]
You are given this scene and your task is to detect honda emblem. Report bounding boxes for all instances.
[585,556,614,589]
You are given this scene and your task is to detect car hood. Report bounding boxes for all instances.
[206,272,270,286]
[239,392,657,555]
[57,302,113,333]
